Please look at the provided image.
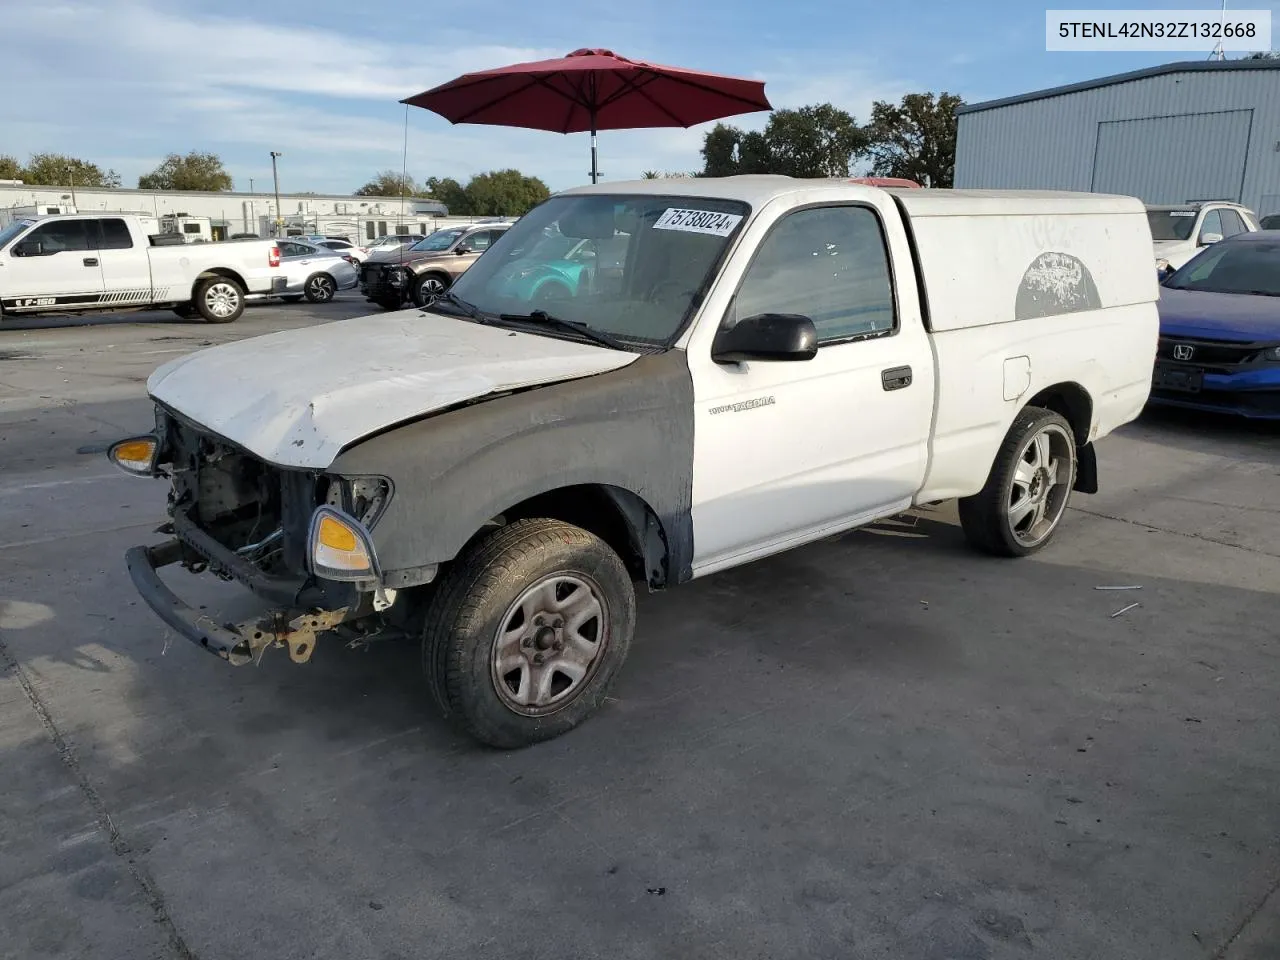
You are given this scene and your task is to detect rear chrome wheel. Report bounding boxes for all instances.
[194,277,244,323]
[959,406,1078,557]
[1006,422,1074,549]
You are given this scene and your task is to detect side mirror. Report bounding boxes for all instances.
[455,245,471,255]
[13,240,43,257]
[711,312,818,364]
[1199,232,1223,246]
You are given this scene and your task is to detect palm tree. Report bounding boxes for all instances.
[641,170,661,179]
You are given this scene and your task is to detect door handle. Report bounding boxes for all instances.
[881,365,913,391]
[83,257,99,267]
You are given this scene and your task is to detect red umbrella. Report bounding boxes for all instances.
[402,48,771,184]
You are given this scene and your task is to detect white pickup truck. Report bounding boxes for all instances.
[0,213,285,323]
[110,177,1159,748]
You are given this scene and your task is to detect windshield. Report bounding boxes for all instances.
[1165,239,1280,296]
[1147,209,1198,241]
[0,219,35,249]
[410,229,464,252]
[446,194,750,346]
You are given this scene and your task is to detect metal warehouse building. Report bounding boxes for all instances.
[955,60,1280,218]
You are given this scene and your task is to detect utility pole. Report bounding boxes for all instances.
[270,151,283,236]
[249,177,255,193]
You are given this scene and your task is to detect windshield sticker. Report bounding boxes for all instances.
[653,208,743,236]
[1169,211,1196,217]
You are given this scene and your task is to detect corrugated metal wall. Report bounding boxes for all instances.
[955,70,1280,215]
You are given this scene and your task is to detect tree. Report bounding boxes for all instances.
[0,155,22,180]
[761,105,868,177]
[138,151,233,191]
[354,170,426,197]
[21,153,121,188]
[699,104,865,178]
[641,170,660,179]
[461,169,550,216]
[701,124,742,176]
[863,92,962,188]
[424,176,470,215]
[1244,51,1280,59]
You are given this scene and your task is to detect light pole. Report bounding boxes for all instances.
[270,151,283,236]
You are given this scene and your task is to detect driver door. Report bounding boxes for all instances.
[688,202,935,574]
[3,219,104,306]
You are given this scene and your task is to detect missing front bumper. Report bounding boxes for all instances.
[125,539,354,665]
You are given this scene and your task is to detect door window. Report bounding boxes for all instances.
[279,241,312,257]
[1199,209,1224,241]
[1218,209,1246,237]
[732,205,896,343]
[464,230,493,251]
[98,218,134,250]
[23,219,94,254]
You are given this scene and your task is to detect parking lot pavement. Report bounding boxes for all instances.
[2,302,1278,960]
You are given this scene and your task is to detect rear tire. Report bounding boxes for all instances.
[421,518,636,749]
[304,273,336,303]
[958,406,1078,558]
[193,276,245,323]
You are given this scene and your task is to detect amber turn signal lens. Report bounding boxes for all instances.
[107,436,157,476]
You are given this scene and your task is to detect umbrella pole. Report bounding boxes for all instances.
[589,100,599,184]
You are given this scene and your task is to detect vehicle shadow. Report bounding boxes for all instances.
[6,504,1280,960]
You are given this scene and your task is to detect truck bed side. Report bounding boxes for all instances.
[145,239,281,298]
[890,191,1160,503]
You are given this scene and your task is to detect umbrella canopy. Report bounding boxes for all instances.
[402,48,771,184]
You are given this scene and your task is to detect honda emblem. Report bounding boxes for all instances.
[1173,344,1195,361]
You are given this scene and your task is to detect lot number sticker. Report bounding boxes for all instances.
[653,208,743,236]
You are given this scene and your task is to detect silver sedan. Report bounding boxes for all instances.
[271,238,360,303]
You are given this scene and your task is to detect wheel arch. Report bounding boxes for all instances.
[192,267,247,299]
[1023,381,1096,493]
[487,483,672,589]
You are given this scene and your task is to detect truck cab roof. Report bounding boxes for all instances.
[560,176,1146,217]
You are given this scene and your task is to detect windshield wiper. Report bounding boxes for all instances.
[432,290,487,321]
[498,310,631,351]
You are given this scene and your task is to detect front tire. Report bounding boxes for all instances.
[412,273,449,307]
[422,518,636,749]
[959,406,1078,557]
[193,276,245,323]
[304,273,336,303]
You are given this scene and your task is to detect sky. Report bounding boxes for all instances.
[5,0,1279,195]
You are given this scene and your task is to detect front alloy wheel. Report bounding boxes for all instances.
[413,274,447,307]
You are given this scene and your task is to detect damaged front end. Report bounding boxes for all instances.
[114,406,412,665]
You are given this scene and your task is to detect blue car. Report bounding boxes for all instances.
[1153,232,1280,419]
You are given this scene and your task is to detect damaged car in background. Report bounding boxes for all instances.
[110,177,1159,749]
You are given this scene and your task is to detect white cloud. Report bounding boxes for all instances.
[3,1,918,192]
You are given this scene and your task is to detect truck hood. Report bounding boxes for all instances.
[365,248,448,265]
[147,309,640,469]
[1158,286,1280,341]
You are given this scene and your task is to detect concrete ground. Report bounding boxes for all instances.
[1,296,1278,960]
